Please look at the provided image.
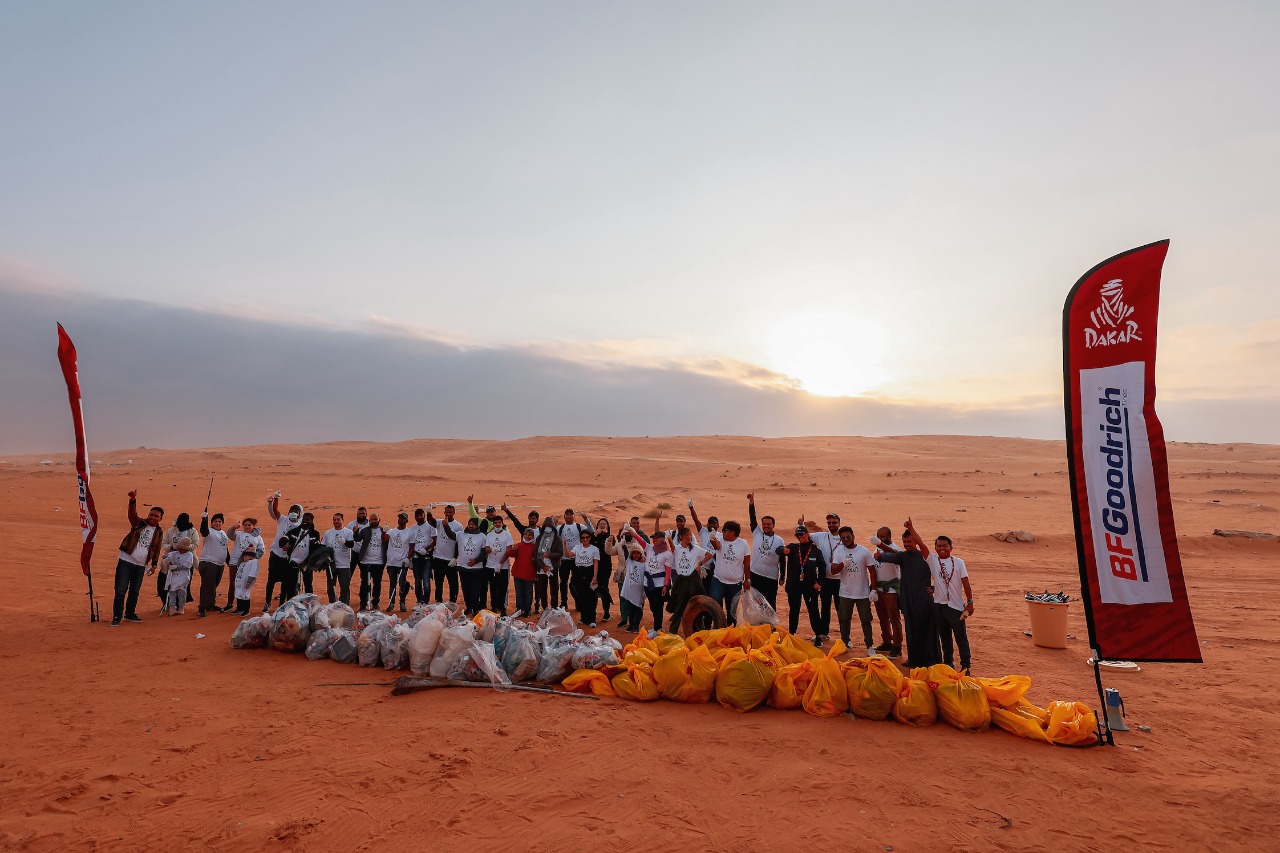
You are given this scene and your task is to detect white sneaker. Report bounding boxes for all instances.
[589,622,597,628]
[867,646,877,658]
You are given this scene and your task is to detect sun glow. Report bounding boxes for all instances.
[765,310,894,398]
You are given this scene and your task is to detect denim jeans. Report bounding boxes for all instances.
[707,577,742,623]
[112,558,145,621]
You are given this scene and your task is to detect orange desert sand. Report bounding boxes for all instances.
[1,435,1276,852]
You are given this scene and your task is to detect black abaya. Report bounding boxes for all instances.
[878,549,941,667]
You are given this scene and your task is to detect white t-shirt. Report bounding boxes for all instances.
[812,529,840,568]
[644,547,673,589]
[433,519,463,559]
[164,550,195,586]
[833,543,877,599]
[410,523,436,557]
[713,537,751,583]
[751,530,785,580]
[673,544,708,577]
[322,527,354,569]
[573,544,601,568]
[231,531,263,565]
[928,554,969,610]
[385,526,415,567]
[486,529,514,569]
[362,527,385,565]
[559,523,589,556]
[270,513,300,558]
[700,528,718,552]
[200,527,229,563]
[872,540,901,582]
[121,525,157,566]
[621,555,646,606]
[456,531,488,568]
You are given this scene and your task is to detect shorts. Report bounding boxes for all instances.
[876,578,900,594]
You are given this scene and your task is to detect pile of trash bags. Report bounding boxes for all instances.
[559,624,1097,746]
[231,601,621,688]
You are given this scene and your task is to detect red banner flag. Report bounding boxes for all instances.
[1063,240,1201,662]
[56,324,98,576]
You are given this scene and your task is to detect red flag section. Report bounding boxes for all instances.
[56,323,98,576]
[1063,241,1201,662]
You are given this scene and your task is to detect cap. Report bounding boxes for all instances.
[675,514,686,522]
[485,505,496,513]
[397,511,409,519]
[794,525,808,536]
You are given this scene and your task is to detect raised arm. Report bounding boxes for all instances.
[467,496,481,522]
[127,490,141,526]
[688,499,703,532]
[267,491,281,521]
[905,517,929,559]
[502,504,527,535]
[747,493,758,531]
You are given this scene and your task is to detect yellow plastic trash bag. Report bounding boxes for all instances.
[991,699,1052,742]
[768,661,816,710]
[622,647,660,666]
[684,628,726,653]
[844,656,903,720]
[975,675,1033,708]
[802,655,849,717]
[776,632,824,664]
[1045,701,1099,746]
[892,678,938,727]
[652,632,686,656]
[654,645,717,703]
[611,663,660,701]
[746,623,774,649]
[562,669,617,697]
[715,649,776,711]
[925,664,991,732]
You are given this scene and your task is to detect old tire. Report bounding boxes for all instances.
[680,595,726,637]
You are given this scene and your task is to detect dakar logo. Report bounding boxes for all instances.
[1084,279,1142,348]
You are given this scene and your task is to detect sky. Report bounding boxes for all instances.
[1,1,1277,454]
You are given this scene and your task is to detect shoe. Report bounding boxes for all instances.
[874,642,893,652]
[866,646,877,658]
[589,622,597,629]
[890,645,903,658]
[176,608,185,615]
[198,608,206,617]
[123,614,142,623]
[602,611,610,621]
[261,607,269,615]
[400,604,407,613]
[219,604,234,613]
[110,618,121,627]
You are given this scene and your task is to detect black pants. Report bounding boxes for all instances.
[386,563,407,607]
[112,559,145,621]
[596,562,614,617]
[750,573,779,610]
[489,569,510,614]
[411,556,431,604]
[224,561,239,608]
[359,563,384,610]
[332,565,353,606]
[570,565,597,624]
[644,587,665,632]
[514,578,534,615]
[818,578,841,637]
[936,603,972,671]
[264,552,290,609]
[554,560,573,608]
[667,573,704,632]
[432,557,458,603]
[786,583,823,636]
[461,570,487,614]
[299,568,313,595]
[197,560,223,612]
[535,574,549,611]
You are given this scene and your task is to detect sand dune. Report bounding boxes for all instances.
[0,435,1276,851]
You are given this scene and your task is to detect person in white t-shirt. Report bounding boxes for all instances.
[485,516,516,616]
[264,492,303,612]
[668,527,710,632]
[928,534,974,673]
[426,505,464,605]
[384,512,416,612]
[444,516,490,616]
[641,533,673,632]
[409,508,436,607]
[746,493,786,609]
[231,519,265,616]
[709,521,752,624]
[830,527,880,656]
[567,529,602,627]
[354,513,387,612]
[321,512,356,606]
[111,491,165,626]
[869,526,903,656]
[196,512,229,617]
[619,540,648,632]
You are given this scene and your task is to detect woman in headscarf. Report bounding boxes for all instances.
[592,518,616,622]
[159,512,200,606]
[533,518,562,615]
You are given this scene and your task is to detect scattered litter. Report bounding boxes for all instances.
[1222,644,1234,648]
[1135,725,1152,732]
[1025,590,1070,603]
[195,633,205,639]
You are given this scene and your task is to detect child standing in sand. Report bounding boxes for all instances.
[231,519,265,616]
[161,538,196,615]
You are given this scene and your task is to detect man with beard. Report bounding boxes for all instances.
[322,512,355,606]
[874,518,942,668]
[409,508,436,607]
[746,493,785,609]
[384,512,415,612]
[426,505,463,605]
[111,491,164,626]
[928,533,975,673]
[352,512,387,612]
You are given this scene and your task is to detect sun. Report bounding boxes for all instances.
[765,311,893,398]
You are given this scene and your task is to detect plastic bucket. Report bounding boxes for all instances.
[1027,600,1069,649]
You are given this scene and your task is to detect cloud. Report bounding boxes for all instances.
[0,280,1273,455]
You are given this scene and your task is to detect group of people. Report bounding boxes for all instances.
[108,490,976,672]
